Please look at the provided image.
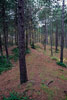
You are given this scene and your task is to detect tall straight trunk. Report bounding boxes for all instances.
[29,22,32,45]
[12,35,14,45]
[34,30,37,43]
[65,24,67,48]
[50,22,53,56]
[18,0,28,84]
[15,0,18,45]
[46,26,48,45]
[31,29,35,46]
[39,28,41,43]
[44,20,47,50]
[55,22,58,52]
[2,2,9,63]
[26,29,28,50]
[0,34,3,57]
[15,26,18,45]
[65,33,67,48]
[60,0,65,63]
[29,32,32,45]
[5,22,8,45]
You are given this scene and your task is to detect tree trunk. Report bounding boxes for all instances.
[55,23,58,52]
[0,34,3,58]
[26,29,28,50]
[15,0,18,45]
[44,20,47,50]
[50,22,53,56]
[18,0,28,84]
[2,2,9,63]
[60,0,65,63]
[65,33,67,48]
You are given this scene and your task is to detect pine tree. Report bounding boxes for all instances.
[18,0,28,84]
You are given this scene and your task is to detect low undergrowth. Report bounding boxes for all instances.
[3,92,32,100]
[25,48,31,54]
[31,43,36,49]
[55,49,60,53]
[65,96,67,100]
[41,83,54,100]
[59,75,67,80]
[12,47,19,62]
[57,61,67,68]
[51,56,59,61]
[0,56,12,74]
[11,47,30,62]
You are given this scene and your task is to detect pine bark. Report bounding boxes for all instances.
[2,2,9,63]
[18,0,28,84]
[44,21,47,50]
[26,29,28,50]
[60,0,65,63]
[0,34,3,57]
[15,1,18,45]
[55,23,58,52]
[50,22,53,56]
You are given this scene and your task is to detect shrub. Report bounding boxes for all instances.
[35,45,41,49]
[12,47,19,62]
[31,43,36,49]
[12,47,31,61]
[57,61,67,68]
[55,49,60,53]
[25,48,31,54]
[65,96,67,100]
[3,92,32,100]
[0,56,12,74]
[51,56,59,61]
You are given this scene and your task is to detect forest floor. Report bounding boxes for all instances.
[0,43,67,100]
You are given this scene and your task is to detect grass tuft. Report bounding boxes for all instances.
[57,61,67,68]
[51,56,59,61]
[59,75,67,80]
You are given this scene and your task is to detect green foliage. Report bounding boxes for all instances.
[31,43,36,49]
[41,83,54,100]
[12,47,19,62]
[55,49,59,53]
[3,92,32,100]
[57,61,67,68]
[12,47,31,61]
[65,96,67,100]
[59,75,67,81]
[51,56,59,61]
[25,48,31,54]
[0,56,12,74]
[35,45,41,49]
[31,43,42,50]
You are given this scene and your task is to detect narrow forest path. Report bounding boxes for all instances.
[0,45,67,100]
